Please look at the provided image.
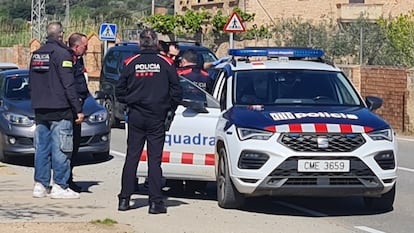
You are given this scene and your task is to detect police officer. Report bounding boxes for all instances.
[67,32,90,192]
[116,28,183,214]
[177,49,213,93]
[30,22,84,199]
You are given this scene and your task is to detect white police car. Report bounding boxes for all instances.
[213,48,397,210]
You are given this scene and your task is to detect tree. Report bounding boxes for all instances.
[378,11,414,67]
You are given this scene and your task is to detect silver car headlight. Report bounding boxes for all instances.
[367,128,393,141]
[3,112,33,126]
[87,109,108,123]
[237,127,274,141]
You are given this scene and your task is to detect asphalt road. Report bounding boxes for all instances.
[0,127,413,233]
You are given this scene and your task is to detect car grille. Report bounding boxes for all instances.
[279,133,365,152]
[16,137,33,146]
[268,156,378,187]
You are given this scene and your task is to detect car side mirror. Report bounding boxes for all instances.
[94,91,107,100]
[365,96,383,111]
[181,99,209,113]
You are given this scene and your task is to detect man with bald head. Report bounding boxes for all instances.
[29,21,84,199]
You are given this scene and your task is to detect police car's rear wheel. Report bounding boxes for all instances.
[217,148,245,209]
[364,184,395,211]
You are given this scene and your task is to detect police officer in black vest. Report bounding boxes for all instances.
[116,28,183,214]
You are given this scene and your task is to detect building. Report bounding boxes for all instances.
[175,0,414,27]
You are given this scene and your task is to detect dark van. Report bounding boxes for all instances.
[99,41,217,127]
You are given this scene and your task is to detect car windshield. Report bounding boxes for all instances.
[5,75,30,100]
[233,69,362,106]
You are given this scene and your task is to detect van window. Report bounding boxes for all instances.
[102,50,137,80]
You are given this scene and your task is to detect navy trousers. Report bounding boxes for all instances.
[118,109,165,204]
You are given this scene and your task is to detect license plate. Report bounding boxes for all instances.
[297,160,350,172]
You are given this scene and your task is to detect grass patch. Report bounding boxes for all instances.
[90,218,118,226]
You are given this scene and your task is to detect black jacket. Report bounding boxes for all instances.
[115,49,183,120]
[73,56,89,102]
[29,38,82,115]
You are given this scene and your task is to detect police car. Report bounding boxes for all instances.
[136,76,221,187]
[213,48,397,210]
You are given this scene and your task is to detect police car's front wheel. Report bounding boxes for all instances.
[217,148,245,209]
[364,184,395,211]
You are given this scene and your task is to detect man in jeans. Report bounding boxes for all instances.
[29,21,84,199]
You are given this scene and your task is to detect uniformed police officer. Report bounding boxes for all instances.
[29,22,84,199]
[177,49,213,93]
[67,32,90,192]
[116,28,183,214]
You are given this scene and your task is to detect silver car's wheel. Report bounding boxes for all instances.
[0,151,8,163]
[92,151,109,161]
[364,184,396,211]
[217,147,244,209]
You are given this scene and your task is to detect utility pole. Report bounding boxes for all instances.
[31,0,47,42]
[64,0,70,28]
[151,0,155,15]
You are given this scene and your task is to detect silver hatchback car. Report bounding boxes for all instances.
[0,69,110,162]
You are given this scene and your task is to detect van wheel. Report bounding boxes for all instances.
[217,148,245,209]
[364,184,396,211]
[103,99,116,127]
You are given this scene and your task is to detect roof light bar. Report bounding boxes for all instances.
[228,48,324,58]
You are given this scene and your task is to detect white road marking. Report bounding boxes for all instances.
[398,166,414,173]
[396,137,414,142]
[272,201,327,217]
[354,226,386,233]
[110,150,125,157]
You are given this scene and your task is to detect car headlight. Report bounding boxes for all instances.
[367,128,393,141]
[237,127,274,141]
[3,112,33,126]
[87,109,108,123]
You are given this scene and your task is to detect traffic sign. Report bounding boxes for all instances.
[99,23,117,41]
[223,12,246,33]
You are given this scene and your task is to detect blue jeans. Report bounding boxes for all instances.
[34,119,73,189]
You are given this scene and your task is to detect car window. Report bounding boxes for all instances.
[103,50,138,80]
[234,69,362,106]
[5,75,30,100]
[179,76,219,108]
[199,50,218,63]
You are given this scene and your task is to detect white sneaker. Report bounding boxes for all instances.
[33,182,48,198]
[50,184,80,199]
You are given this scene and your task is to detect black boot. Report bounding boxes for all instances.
[148,201,167,214]
[118,197,130,211]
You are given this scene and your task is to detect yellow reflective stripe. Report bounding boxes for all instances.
[62,60,73,67]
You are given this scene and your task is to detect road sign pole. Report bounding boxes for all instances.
[229,33,234,49]
[103,40,108,56]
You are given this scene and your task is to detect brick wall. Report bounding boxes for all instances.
[359,67,407,132]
